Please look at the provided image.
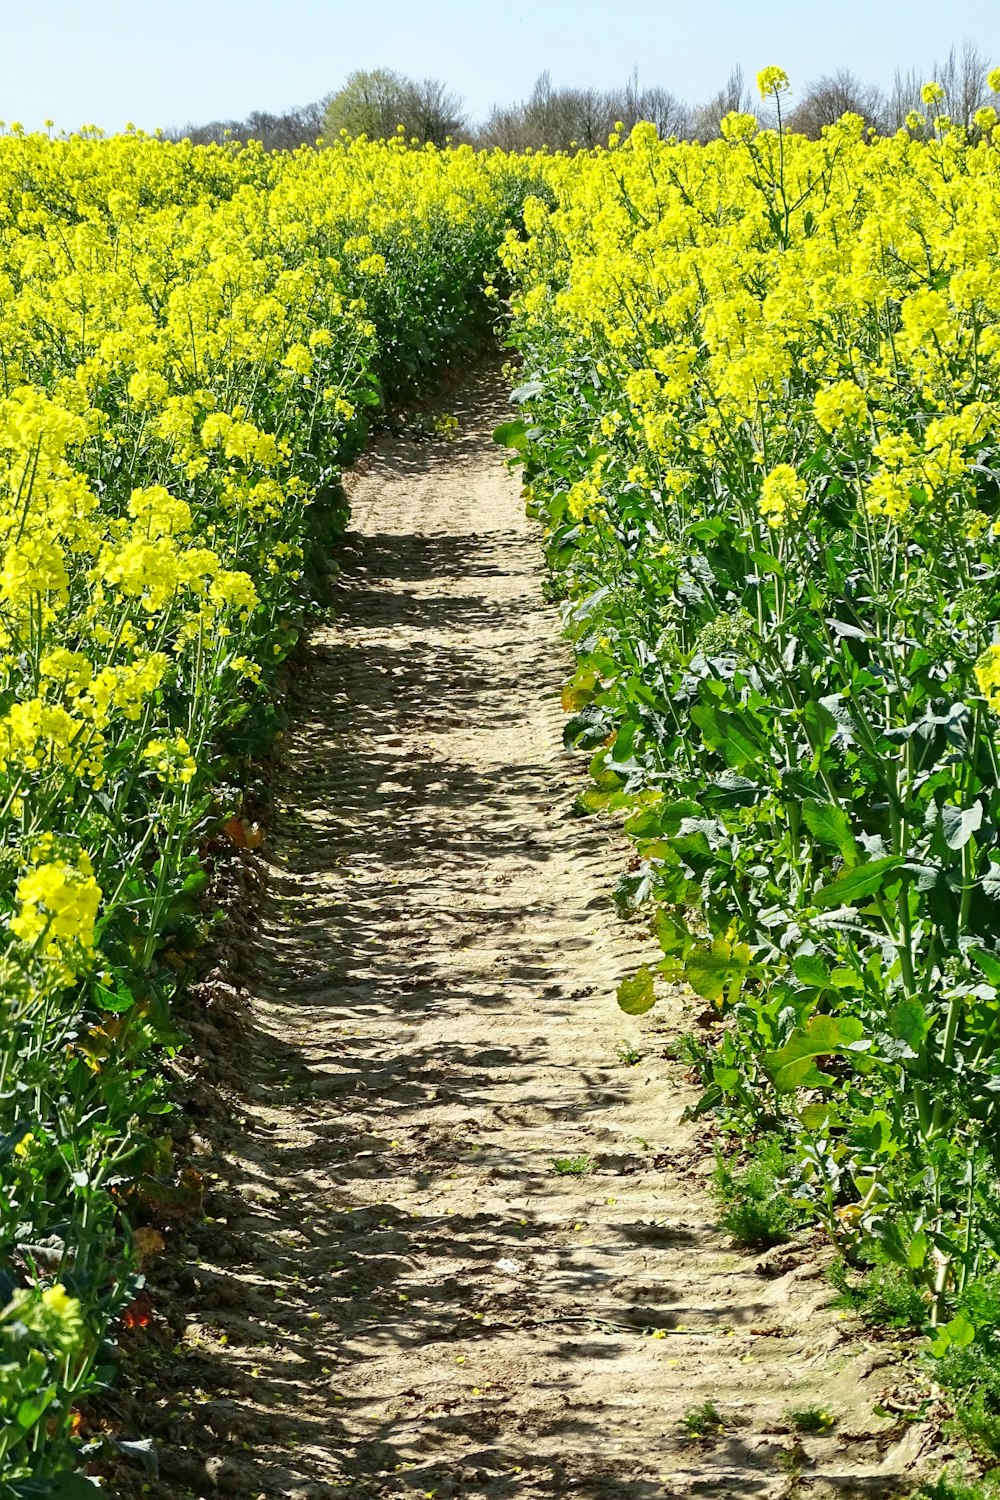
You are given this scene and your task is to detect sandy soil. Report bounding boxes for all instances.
[118,369,943,1499]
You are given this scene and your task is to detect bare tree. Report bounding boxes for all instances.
[883,65,924,132]
[167,44,1000,156]
[476,101,530,151]
[786,69,887,137]
[885,42,995,131]
[166,97,330,150]
[476,70,691,152]
[477,73,613,151]
[691,66,754,140]
[935,40,994,127]
[618,68,692,138]
[404,77,466,143]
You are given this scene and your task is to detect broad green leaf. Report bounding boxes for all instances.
[575,787,612,815]
[890,998,930,1051]
[793,953,831,988]
[764,1014,868,1092]
[685,940,749,1003]
[749,549,785,577]
[971,946,1000,985]
[799,1101,840,1130]
[613,868,652,916]
[700,772,764,810]
[713,1065,742,1092]
[941,800,983,851]
[624,799,700,840]
[799,697,839,751]
[801,798,857,862]
[931,1312,976,1358]
[617,966,656,1015]
[94,980,137,1015]
[52,1474,104,1498]
[689,703,761,770]
[906,1229,929,1269]
[813,856,908,909]
[654,907,690,958]
[562,683,596,713]
[17,1383,56,1429]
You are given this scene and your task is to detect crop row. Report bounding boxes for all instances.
[0,131,529,1493]
[501,80,1000,1395]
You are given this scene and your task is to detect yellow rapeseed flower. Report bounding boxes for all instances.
[757,67,791,99]
[759,465,806,528]
[975,645,1000,710]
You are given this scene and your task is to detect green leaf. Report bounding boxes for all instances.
[906,1229,929,1270]
[93,980,137,1015]
[654,907,690,958]
[801,798,857,862]
[613,868,652,915]
[51,1474,104,1498]
[793,953,831,988]
[17,1383,56,1429]
[764,1014,868,1093]
[890,998,930,1051]
[493,419,529,451]
[617,966,656,1016]
[971,947,1000,985]
[700,772,764,810]
[685,940,749,1003]
[575,787,612,814]
[749,549,785,578]
[813,856,908,909]
[799,697,839,751]
[941,800,983,851]
[799,1101,840,1130]
[689,703,762,771]
[931,1312,976,1358]
[624,799,701,847]
[713,1065,742,1092]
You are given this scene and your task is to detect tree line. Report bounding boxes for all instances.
[168,44,997,152]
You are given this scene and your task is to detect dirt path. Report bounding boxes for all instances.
[137,371,938,1499]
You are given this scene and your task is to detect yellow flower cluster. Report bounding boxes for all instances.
[504,87,1000,547]
[10,846,102,969]
[759,464,807,528]
[975,645,1000,709]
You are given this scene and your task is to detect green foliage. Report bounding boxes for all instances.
[828,1256,929,1330]
[323,68,465,145]
[550,1154,593,1175]
[682,1400,726,1437]
[925,1277,1000,1459]
[617,965,656,1014]
[0,138,536,1489]
[498,108,1000,1330]
[711,1137,808,1249]
[787,1406,836,1433]
[918,1472,1000,1500]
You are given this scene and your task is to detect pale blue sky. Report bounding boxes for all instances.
[1,0,997,133]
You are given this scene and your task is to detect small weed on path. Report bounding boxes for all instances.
[711,1136,807,1249]
[787,1405,836,1433]
[550,1154,593,1176]
[682,1401,726,1438]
